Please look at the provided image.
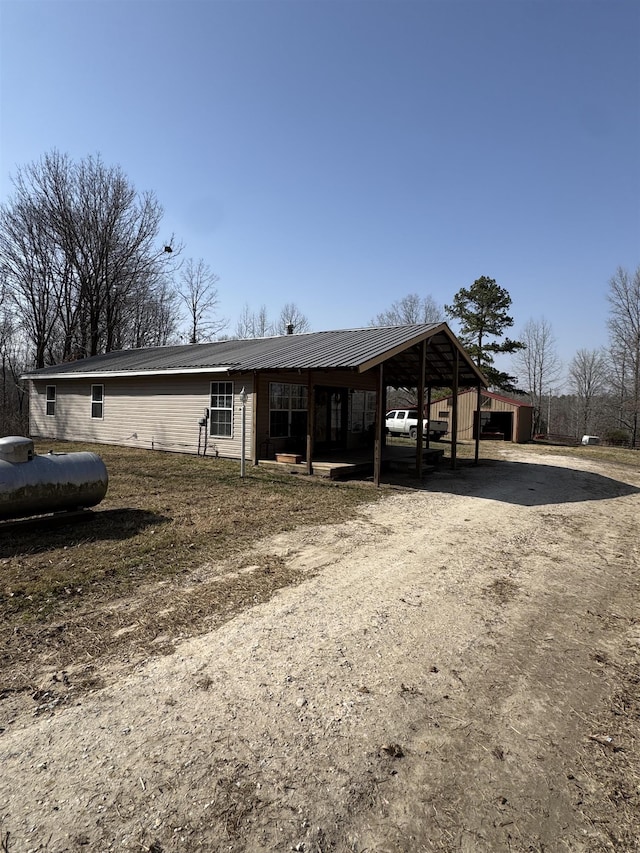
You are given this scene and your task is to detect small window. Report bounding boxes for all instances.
[438,410,449,418]
[46,385,56,417]
[91,385,104,419]
[210,381,233,437]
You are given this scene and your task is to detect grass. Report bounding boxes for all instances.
[1,441,382,620]
[0,441,388,698]
[2,437,638,697]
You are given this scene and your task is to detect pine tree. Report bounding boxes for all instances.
[445,276,524,391]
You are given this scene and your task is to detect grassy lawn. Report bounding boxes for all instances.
[3,437,638,639]
[2,437,639,699]
[1,441,382,622]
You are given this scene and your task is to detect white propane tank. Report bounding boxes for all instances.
[0,436,108,520]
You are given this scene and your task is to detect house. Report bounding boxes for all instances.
[22,323,487,484]
[428,388,533,443]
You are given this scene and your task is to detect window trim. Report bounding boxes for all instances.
[46,385,56,417]
[209,380,234,438]
[91,384,104,420]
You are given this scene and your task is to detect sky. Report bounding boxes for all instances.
[1,0,639,386]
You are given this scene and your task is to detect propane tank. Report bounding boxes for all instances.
[0,436,108,520]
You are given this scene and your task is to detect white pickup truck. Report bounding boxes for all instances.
[385,409,448,441]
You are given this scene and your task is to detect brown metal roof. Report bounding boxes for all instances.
[23,324,487,388]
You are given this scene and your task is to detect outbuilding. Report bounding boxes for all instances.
[428,388,533,443]
[23,323,487,484]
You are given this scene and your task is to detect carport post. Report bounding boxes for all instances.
[450,348,459,469]
[306,371,315,476]
[416,339,427,475]
[474,385,482,464]
[374,363,384,487]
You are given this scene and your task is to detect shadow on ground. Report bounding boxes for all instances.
[389,459,640,507]
[0,508,170,557]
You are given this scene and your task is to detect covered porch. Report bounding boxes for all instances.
[259,442,447,481]
[249,323,487,486]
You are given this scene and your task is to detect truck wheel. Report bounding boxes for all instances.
[409,427,417,440]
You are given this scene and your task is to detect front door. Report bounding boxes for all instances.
[315,387,347,451]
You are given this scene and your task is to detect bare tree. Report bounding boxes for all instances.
[177,258,226,344]
[372,293,443,326]
[0,192,60,367]
[0,150,176,366]
[0,306,29,433]
[568,348,608,436]
[275,302,311,335]
[123,277,181,349]
[607,265,640,446]
[235,304,273,339]
[512,317,563,433]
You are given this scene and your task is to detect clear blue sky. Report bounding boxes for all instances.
[1,0,639,382]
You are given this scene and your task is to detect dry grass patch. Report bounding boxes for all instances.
[0,441,382,702]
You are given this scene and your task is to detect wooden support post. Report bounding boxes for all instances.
[251,371,259,465]
[474,384,482,464]
[374,364,384,487]
[450,348,459,469]
[416,340,426,475]
[306,372,314,476]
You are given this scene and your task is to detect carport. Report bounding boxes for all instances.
[362,324,487,485]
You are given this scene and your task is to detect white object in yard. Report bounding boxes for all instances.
[581,435,600,445]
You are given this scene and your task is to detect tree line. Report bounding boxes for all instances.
[1,151,639,446]
[377,269,640,448]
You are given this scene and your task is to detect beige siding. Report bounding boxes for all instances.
[29,374,254,459]
[29,366,381,460]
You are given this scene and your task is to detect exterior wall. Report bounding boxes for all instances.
[29,374,254,459]
[428,391,533,443]
[254,369,379,458]
[28,367,380,460]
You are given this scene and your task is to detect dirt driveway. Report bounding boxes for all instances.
[1,445,639,852]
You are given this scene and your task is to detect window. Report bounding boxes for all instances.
[438,411,449,419]
[210,381,233,437]
[91,385,104,419]
[350,390,377,433]
[46,385,56,417]
[269,382,308,438]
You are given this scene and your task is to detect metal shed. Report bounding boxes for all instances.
[429,389,534,444]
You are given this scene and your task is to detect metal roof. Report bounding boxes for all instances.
[23,324,487,388]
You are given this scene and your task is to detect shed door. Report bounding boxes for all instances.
[476,410,514,441]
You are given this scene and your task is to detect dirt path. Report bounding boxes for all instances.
[2,446,639,852]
